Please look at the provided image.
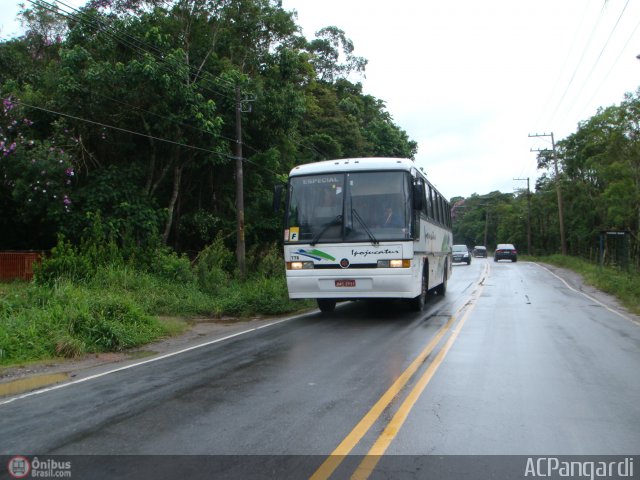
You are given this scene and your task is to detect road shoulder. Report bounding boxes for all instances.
[535,261,640,326]
[0,314,302,397]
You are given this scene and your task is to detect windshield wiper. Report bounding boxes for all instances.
[310,214,343,246]
[351,208,378,245]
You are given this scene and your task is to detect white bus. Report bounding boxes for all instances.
[281,157,452,312]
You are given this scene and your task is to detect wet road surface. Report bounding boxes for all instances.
[1,259,639,478]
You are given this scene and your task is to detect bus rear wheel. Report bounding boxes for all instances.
[409,271,428,311]
[435,266,447,296]
[317,299,337,313]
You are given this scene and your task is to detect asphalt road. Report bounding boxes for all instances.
[1,259,639,479]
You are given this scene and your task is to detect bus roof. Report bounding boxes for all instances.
[289,157,417,177]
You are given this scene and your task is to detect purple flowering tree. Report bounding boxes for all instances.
[0,96,77,248]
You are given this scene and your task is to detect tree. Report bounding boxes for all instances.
[0,0,420,262]
[0,96,77,248]
[306,26,367,83]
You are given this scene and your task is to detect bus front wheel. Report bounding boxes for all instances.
[317,299,337,313]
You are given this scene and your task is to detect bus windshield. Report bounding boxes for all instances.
[286,171,412,243]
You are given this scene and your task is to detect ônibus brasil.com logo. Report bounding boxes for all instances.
[7,456,30,478]
[7,456,72,478]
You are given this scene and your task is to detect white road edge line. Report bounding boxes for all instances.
[534,262,640,327]
[0,314,304,406]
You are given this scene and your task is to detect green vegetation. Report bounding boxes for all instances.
[0,0,409,366]
[452,91,640,270]
[0,0,416,253]
[1,0,638,365]
[532,255,640,316]
[0,234,312,366]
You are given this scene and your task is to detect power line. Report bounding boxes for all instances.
[19,0,331,170]
[17,99,289,178]
[546,1,608,128]
[534,0,593,131]
[25,0,267,158]
[528,132,566,255]
[16,99,240,160]
[81,86,262,156]
[559,0,631,125]
[28,0,329,163]
[55,0,238,95]
[30,0,238,104]
[43,0,334,161]
[578,12,640,119]
[4,6,240,157]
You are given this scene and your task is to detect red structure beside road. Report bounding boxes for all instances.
[0,252,42,281]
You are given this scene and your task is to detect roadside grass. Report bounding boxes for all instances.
[0,266,312,367]
[0,232,316,367]
[529,254,640,316]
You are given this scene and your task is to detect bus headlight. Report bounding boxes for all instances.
[287,261,314,270]
[377,259,410,268]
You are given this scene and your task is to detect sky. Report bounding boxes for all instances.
[2,0,640,199]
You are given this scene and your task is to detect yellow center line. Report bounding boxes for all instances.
[310,264,489,480]
[351,263,489,480]
[309,315,458,480]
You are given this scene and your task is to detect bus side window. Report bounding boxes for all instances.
[426,185,434,220]
[442,197,448,226]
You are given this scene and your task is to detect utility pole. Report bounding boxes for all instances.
[529,132,567,255]
[514,177,532,255]
[234,84,246,277]
[483,209,490,248]
[233,84,256,278]
[474,201,493,249]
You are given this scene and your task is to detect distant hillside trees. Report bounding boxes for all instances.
[452,88,640,268]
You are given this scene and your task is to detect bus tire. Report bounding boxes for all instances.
[435,265,447,296]
[409,269,428,311]
[317,299,337,313]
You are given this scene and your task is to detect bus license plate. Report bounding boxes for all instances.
[335,279,356,287]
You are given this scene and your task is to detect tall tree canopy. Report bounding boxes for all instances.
[0,0,417,254]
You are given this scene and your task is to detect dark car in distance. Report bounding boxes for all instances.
[472,246,487,258]
[452,244,471,265]
[494,243,517,262]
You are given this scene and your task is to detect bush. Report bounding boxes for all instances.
[148,248,195,284]
[195,234,234,292]
[217,276,305,316]
[248,242,285,280]
[58,291,162,352]
[81,296,160,351]
[0,235,311,366]
[196,264,228,295]
[34,235,93,285]
[54,334,86,358]
[35,214,123,285]
[242,277,296,315]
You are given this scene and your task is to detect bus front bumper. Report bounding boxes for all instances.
[286,268,419,300]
